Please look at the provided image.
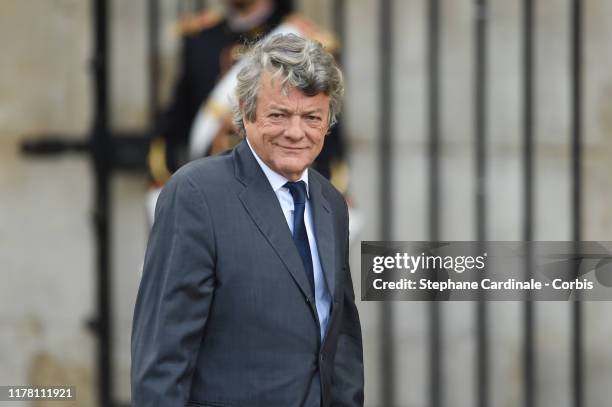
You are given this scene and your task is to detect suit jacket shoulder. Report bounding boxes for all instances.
[171,149,235,189]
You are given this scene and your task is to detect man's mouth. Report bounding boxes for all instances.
[276,145,308,151]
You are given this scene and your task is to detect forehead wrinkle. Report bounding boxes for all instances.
[264,93,307,114]
[258,72,330,115]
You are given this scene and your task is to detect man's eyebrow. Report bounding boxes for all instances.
[303,108,324,115]
[267,104,291,112]
[266,104,325,116]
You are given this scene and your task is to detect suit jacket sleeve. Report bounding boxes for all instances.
[131,170,216,406]
[331,204,365,406]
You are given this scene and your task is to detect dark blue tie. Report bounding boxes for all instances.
[285,181,315,294]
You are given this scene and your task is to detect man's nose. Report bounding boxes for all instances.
[284,115,305,140]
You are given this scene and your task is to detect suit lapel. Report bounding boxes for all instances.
[234,141,314,300]
[308,172,336,300]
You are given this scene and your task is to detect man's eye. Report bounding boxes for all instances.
[269,113,284,118]
[306,115,321,121]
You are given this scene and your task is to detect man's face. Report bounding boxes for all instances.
[244,72,330,181]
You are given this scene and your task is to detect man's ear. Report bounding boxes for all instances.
[241,101,254,137]
[239,100,249,122]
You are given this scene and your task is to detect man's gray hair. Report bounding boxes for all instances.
[233,33,344,136]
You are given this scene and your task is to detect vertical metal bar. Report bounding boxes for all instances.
[570,1,583,407]
[522,1,536,407]
[379,0,392,243]
[91,0,112,405]
[177,0,186,19]
[332,0,346,180]
[379,0,394,405]
[148,0,161,126]
[332,0,345,65]
[427,0,442,406]
[473,1,489,407]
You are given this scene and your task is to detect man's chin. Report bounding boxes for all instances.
[275,162,309,181]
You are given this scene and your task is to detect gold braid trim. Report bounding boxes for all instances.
[148,137,172,185]
[330,159,350,194]
[203,99,230,118]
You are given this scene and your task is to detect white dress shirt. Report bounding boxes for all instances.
[246,139,332,341]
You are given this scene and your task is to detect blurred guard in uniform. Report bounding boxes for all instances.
[148,0,349,193]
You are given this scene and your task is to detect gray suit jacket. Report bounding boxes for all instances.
[131,140,363,406]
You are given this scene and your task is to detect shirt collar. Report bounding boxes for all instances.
[246,138,309,198]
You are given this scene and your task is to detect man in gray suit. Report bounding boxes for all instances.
[131,33,363,406]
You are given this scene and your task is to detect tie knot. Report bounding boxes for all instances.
[285,181,308,205]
